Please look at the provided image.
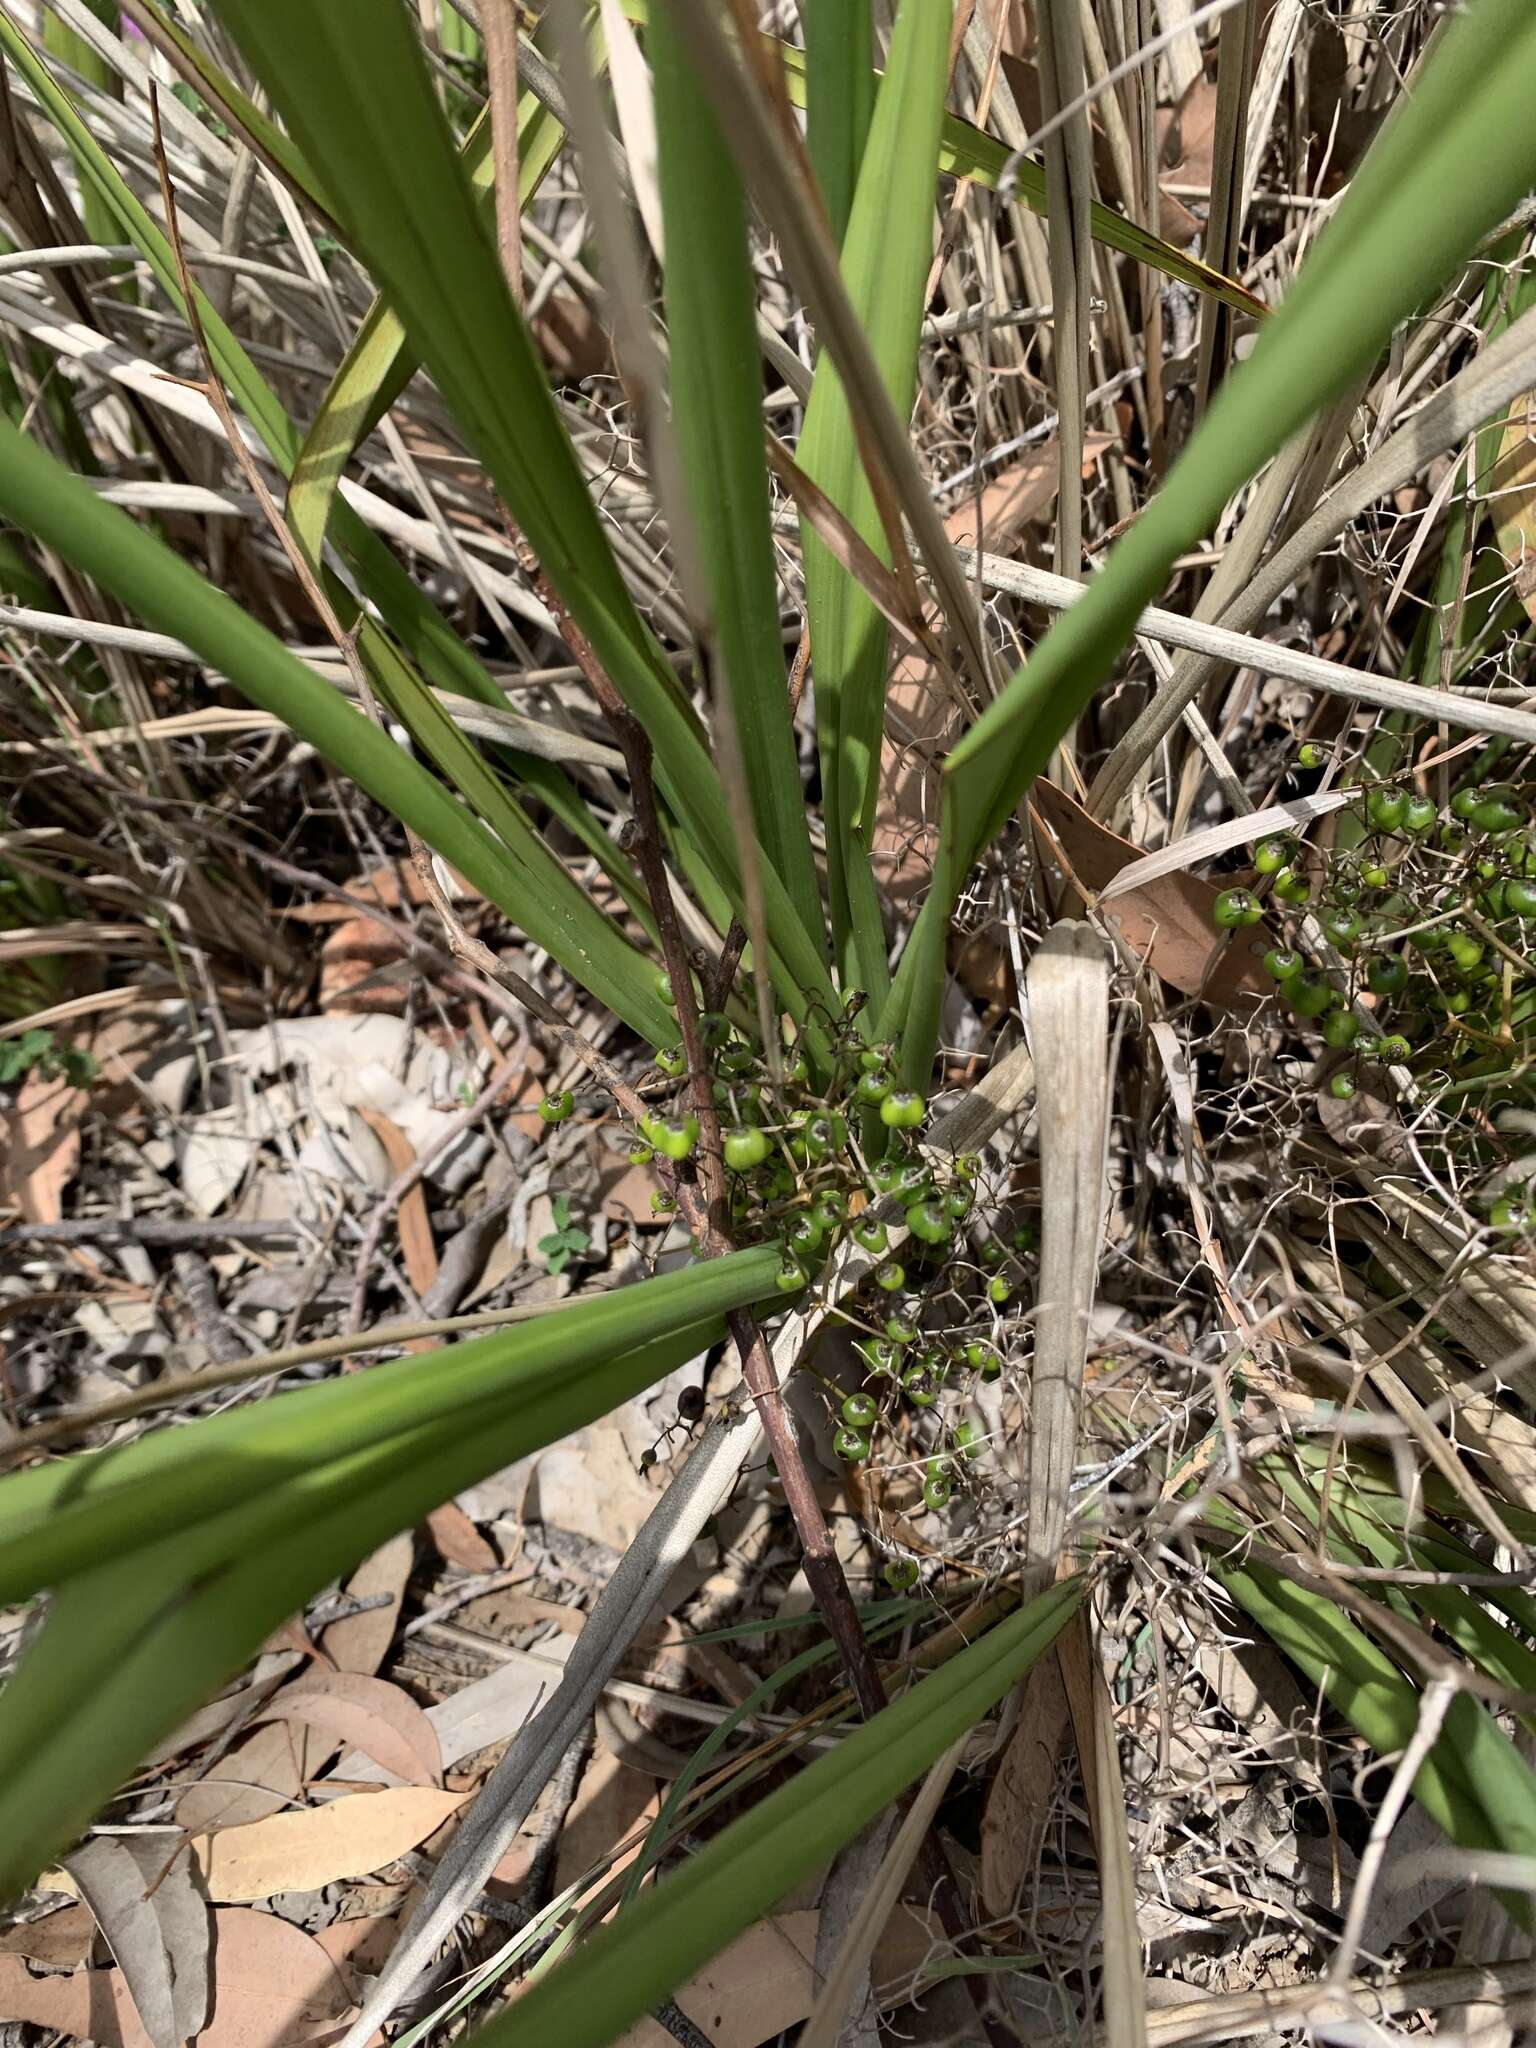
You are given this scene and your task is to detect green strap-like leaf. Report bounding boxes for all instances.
[798,0,950,1000]
[207,0,840,1029]
[0,1245,780,1597]
[469,1579,1083,2048]
[801,0,874,248]
[884,0,1536,1087]
[651,5,827,961]
[0,15,675,1043]
[0,1300,746,1896]
[620,0,1262,319]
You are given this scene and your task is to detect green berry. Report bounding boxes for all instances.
[775,1257,806,1293]
[873,1260,906,1293]
[1213,887,1262,929]
[860,1338,902,1376]
[902,1365,938,1408]
[1323,1010,1361,1048]
[922,1470,955,1511]
[655,1045,685,1077]
[1360,864,1390,889]
[1274,866,1312,905]
[1288,975,1335,1017]
[1403,796,1437,834]
[812,1193,847,1233]
[952,1419,985,1460]
[833,1425,872,1462]
[1491,1197,1532,1234]
[1473,796,1524,835]
[723,1124,770,1171]
[783,1051,810,1086]
[853,1216,889,1255]
[988,1274,1012,1305]
[869,1161,902,1196]
[1254,837,1291,875]
[1328,1073,1357,1100]
[1375,1034,1412,1063]
[953,1151,981,1180]
[1451,787,1483,819]
[651,1114,700,1162]
[893,1161,931,1199]
[943,1187,974,1220]
[1367,954,1408,996]
[652,1190,677,1216]
[858,1047,887,1073]
[842,1391,878,1429]
[538,1089,575,1125]
[1322,908,1365,949]
[855,1068,893,1105]
[1507,879,1536,917]
[1445,933,1485,974]
[1011,1220,1039,1252]
[884,1557,920,1591]
[628,1142,655,1165]
[804,1112,849,1160]
[655,972,677,1005]
[880,1088,926,1130]
[1366,787,1409,833]
[718,1043,754,1076]
[1297,742,1325,769]
[1446,989,1472,1015]
[978,1238,1005,1267]
[1263,947,1305,982]
[906,1199,952,1245]
[884,1313,919,1344]
[786,1214,824,1257]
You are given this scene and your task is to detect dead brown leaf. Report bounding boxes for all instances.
[0,1903,96,1968]
[318,918,411,1015]
[191,1789,464,1901]
[321,1532,414,1677]
[255,1673,442,1789]
[353,1109,437,1296]
[0,1063,85,1224]
[65,1836,209,2048]
[1033,782,1270,1005]
[0,1908,353,2048]
[424,1498,499,1572]
[980,1644,1073,1916]
[1486,395,1536,623]
[614,1912,820,2048]
[175,1722,319,1833]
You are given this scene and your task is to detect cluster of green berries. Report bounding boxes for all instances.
[1210,764,1536,1197]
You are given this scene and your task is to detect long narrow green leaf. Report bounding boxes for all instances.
[0,1246,779,1596]
[801,0,873,248]
[650,7,825,960]
[884,0,1536,1086]
[207,0,840,1031]
[470,1579,1083,2048]
[0,410,676,1044]
[0,1302,744,1897]
[797,0,949,1000]
[286,71,571,576]
[621,0,1263,320]
[0,15,675,1043]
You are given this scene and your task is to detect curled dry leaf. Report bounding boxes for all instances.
[190,1788,464,1902]
[424,1498,498,1573]
[1033,781,1270,1005]
[65,1837,209,2048]
[254,1672,442,1789]
[352,1107,437,1296]
[0,1907,353,2048]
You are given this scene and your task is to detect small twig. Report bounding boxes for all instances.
[6,1218,303,1246]
[171,1250,252,1367]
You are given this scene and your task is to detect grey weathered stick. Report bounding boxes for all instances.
[1024,924,1110,1587]
[334,1040,1037,2048]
